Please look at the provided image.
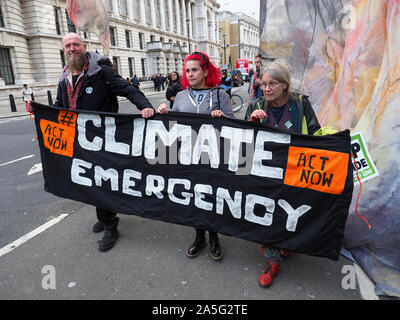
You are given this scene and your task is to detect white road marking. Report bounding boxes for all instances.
[0,116,30,124]
[28,163,42,175]
[0,214,69,258]
[354,263,379,300]
[0,154,34,167]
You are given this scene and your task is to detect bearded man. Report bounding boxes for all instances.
[30,33,155,252]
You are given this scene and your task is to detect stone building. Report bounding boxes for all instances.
[218,10,259,69]
[0,0,221,110]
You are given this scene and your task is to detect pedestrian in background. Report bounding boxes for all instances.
[131,74,140,89]
[153,74,161,91]
[165,71,182,109]
[220,69,233,97]
[22,84,33,104]
[160,74,166,90]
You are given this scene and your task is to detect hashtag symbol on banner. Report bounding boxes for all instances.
[59,112,75,126]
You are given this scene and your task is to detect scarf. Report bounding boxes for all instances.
[66,57,89,110]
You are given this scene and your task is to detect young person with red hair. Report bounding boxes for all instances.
[157,52,234,261]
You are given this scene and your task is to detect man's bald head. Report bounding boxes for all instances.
[62,33,84,46]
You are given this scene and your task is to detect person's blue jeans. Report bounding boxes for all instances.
[262,245,280,262]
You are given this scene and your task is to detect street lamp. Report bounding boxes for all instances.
[186,18,191,53]
[222,34,229,67]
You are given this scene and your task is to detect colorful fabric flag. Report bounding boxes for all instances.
[260,0,400,298]
[66,0,110,54]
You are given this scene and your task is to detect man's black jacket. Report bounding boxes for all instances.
[54,52,153,113]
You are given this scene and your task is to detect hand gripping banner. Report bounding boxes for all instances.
[32,102,354,261]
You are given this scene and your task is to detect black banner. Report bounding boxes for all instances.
[32,102,354,260]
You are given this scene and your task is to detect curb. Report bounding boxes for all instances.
[0,112,30,119]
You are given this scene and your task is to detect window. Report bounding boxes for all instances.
[141,58,146,76]
[139,33,144,50]
[156,57,160,73]
[110,27,116,46]
[208,22,212,39]
[0,48,15,85]
[60,50,65,68]
[0,4,4,28]
[112,56,119,73]
[125,30,131,48]
[54,7,61,35]
[66,9,76,32]
[128,57,134,77]
[150,35,155,43]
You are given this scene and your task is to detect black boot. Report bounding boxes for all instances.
[98,217,120,252]
[186,229,206,258]
[92,221,104,233]
[209,231,223,260]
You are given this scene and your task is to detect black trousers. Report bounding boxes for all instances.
[96,207,118,230]
[194,228,217,238]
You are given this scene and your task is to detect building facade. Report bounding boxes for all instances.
[218,10,259,69]
[0,0,220,109]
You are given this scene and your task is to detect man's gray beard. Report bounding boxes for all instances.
[66,52,86,72]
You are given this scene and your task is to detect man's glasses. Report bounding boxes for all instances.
[261,81,281,89]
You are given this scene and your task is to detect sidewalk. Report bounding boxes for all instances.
[0,203,361,300]
[0,85,162,118]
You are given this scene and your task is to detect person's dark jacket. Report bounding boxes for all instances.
[54,52,153,113]
[153,76,161,87]
[166,80,183,108]
[245,94,320,134]
[131,75,140,89]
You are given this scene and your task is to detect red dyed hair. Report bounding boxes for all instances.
[181,52,222,89]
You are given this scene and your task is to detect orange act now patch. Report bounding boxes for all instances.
[40,111,76,158]
[284,146,349,195]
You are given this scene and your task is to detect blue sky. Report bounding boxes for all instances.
[218,0,260,21]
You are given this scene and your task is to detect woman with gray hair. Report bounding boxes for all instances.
[245,61,321,287]
[245,61,320,134]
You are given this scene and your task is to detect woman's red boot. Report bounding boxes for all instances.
[258,261,280,287]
